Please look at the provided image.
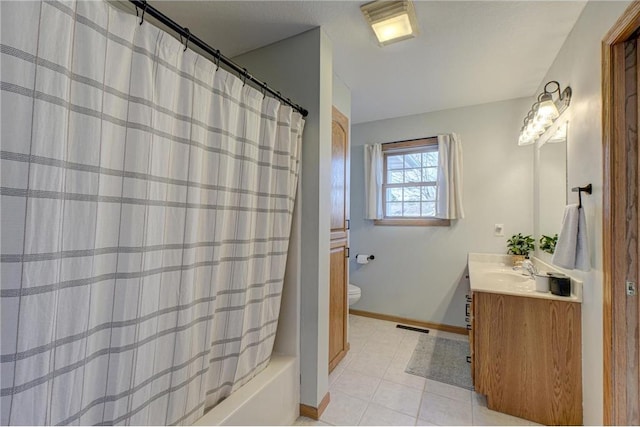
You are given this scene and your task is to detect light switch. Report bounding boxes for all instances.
[494,224,504,236]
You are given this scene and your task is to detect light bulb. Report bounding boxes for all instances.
[536,93,559,121]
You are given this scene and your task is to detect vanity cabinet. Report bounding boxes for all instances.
[470,291,582,426]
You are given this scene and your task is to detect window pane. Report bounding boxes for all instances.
[404,202,420,216]
[423,151,438,167]
[387,170,403,184]
[421,202,436,217]
[423,167,438,182]
[386,202,402,217]
[403,186,420,201]
[387,155,403,170]
[421,186,436,201]
[405,168,422,183]
[405,153,422,168]
[382,144,442,220]
[386,187,402,202]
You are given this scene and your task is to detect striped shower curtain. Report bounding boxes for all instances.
[0,1,303,425]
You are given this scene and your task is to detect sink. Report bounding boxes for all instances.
[467,254,583,301]
[481,271,531,284]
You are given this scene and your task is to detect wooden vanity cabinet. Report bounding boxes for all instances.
[470,291,582,426]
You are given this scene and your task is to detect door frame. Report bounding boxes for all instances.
[602,2,640,424]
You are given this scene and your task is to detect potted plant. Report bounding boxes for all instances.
[507,233,535,265]
[539,234,558,254]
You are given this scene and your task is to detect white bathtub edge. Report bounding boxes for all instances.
[193,355,298,426]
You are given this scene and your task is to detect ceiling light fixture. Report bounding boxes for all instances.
[518,81,572,146]
[361,0,418,46]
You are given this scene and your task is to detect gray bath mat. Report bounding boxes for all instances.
[405,334,473,390]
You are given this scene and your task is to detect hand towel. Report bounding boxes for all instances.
[574,206,591,271]
[552,204,591,271]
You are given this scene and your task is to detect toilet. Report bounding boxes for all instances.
[348,284,361,306]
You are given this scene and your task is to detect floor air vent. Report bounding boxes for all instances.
[396,324,429,334]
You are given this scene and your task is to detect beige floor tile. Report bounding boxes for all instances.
[392,344,418,369]
[415,419,439,426]
[372,380,423,417]
[418,391,472,425]
[332,370,382,401]
[383,360,427,391]
[398,337,420,353]
[349,323,376,340]
[337,317,548,427]
[368,332,405,348]
[345,352,393,378]
[471,391,530,426]
[294,416,333,426]
[362,340,399,357]
[358,402,417,426]
[424,379,472,402]
[471,403,530,426]
[319,390,368,426]
[328,363,345,386]
[340,348,358,368]
[348,336,368,352]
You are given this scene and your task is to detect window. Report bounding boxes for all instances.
[375,137,450,226]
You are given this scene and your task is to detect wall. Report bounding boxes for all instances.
[234,28,333,409]
[332,73,351,120]
[530,2,630,424]
[350,98,533,328]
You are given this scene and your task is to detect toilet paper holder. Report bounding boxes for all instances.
[356,254,375,261]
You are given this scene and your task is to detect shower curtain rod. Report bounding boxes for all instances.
[129,0,309,117]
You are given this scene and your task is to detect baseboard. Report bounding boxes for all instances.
[349,309,468,335]
[299,392,330,420]
[329,348,347,373]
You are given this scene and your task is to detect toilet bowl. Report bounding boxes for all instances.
[348,284,361,306]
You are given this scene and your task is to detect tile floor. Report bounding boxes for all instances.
[295,315,538,426]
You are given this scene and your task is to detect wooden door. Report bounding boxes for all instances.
[329,107,350,372]
[331,107,349,241]
[329,240,348,371]
[603,3,640,424]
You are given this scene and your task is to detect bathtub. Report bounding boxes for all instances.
[193,355,298,426]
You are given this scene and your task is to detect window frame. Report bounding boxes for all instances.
[374,137,451,227]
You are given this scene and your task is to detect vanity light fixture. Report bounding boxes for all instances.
[518,81,572,146]
[361,0,419,46]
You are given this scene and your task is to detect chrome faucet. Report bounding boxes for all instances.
[514,259,538,278]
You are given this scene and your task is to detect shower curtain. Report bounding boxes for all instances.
[0,1,303,425]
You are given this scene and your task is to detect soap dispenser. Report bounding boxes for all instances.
[548,273,571,297]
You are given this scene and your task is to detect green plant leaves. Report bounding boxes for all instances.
[539,234,558,254]
[506,233,535,256]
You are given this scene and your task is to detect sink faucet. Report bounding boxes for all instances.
[514,259,538,278]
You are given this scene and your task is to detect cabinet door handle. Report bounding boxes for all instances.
[346,219,350,230]
[466,356,471,364]
[465,303,470,317]
[345,247,350,258]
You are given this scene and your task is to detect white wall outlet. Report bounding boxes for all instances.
[494,224,504,236]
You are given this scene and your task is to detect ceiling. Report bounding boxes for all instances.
[151,1,588,124]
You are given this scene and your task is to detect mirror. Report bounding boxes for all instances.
[536,121,568,257]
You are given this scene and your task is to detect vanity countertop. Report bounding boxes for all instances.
[468,253,582,303]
